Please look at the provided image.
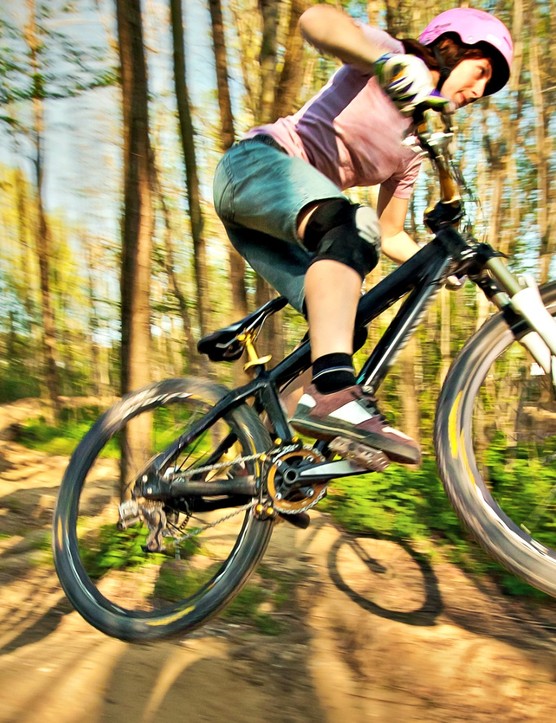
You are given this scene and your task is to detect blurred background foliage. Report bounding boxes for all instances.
[1,0,554,407]
[0,1,555,595]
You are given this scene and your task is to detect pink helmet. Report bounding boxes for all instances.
[419,7,513,96]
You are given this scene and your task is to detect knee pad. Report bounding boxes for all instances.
[303,199,381,280]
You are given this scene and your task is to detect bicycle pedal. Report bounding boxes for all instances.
[329,438,390,472]
[278,511,311,530]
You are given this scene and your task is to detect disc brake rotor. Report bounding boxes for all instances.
[266,448,326,513]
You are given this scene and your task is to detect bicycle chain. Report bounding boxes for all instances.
[175,452,266,480]
[167,452,266,546]
[171,498,260,545]
[169,444,326,544]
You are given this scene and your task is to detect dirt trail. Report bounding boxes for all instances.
[1,400,555,722]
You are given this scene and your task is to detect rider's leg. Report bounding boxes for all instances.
[213,141,418,462]
[279,368,311,417]
[299,197,375,384]
[304,259,360,360]
[291,199,421,464]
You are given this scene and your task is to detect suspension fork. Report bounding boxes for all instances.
[479,251,556,377]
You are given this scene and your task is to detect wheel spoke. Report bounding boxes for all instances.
[53,379,274,640]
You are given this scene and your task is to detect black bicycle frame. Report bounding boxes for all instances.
[271,224,468,392]
[149,224,470,483]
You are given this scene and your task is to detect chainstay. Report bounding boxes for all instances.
[169,443,330,538]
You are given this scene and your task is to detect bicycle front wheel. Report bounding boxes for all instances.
[53,378,274,641]
[436,282,556,596]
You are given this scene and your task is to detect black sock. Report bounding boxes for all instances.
[312,353,356,394]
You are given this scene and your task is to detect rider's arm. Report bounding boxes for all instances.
[299,5,441,116]
[377,187,420,264]
[298,5,384,71]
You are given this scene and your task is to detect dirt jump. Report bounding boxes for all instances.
[1,399,555,722]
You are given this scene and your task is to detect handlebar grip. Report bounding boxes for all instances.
[412,92,456,125]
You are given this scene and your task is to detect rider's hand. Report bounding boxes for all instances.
[374,53,449,116]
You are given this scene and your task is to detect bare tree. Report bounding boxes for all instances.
[116,0,155,496]
[272,0,308,119]
[530,32,554,283]
[24,0,62,420]
[208,0,248,324]
[169,0,209,340]
[155,172,196,369]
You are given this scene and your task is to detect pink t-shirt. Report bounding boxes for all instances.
[246,26,422,199]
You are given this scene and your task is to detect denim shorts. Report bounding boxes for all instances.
[213,136,347,313]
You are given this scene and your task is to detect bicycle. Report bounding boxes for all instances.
[53,105,556,641]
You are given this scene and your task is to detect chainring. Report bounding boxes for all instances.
[265,447,326,514]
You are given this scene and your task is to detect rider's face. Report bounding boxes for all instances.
[441,57,493,107]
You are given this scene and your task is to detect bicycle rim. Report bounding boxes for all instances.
[53,378,274,641]
[436,282,556,596]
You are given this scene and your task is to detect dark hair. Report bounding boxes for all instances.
[401,34,493,75]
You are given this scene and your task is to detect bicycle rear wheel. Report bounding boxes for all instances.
[53,378,274,641]
[436,282,556,596]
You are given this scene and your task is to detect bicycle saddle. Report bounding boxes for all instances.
[197,296,288,362]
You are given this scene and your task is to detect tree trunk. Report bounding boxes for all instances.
[258,0,279,123]
[12,164,41,386]
[439,289,451,385]
[155,168,197,373]
[208,0,249,383]
[230,0,259,122]
[116,0,154,498]
[14,166,35,326]
[208,0,248,321]
[207,0,235,150]
[84,235,103,397]
[482,0,524,259]
[272,0,308,119]
[169,0,209,340]
[366,1,381,26]
[384,0,414,36]
[530,37,551,283]
[25,0,61,421]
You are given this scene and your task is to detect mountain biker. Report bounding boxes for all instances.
[213,5,513,465]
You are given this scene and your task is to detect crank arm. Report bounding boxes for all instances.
[273,458,366,492]
[282,447,388,488]
[296,459,369,483]
[169,475,258,497]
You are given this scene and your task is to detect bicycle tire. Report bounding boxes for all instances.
[53,377,274,641]
[436,281,556,596]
